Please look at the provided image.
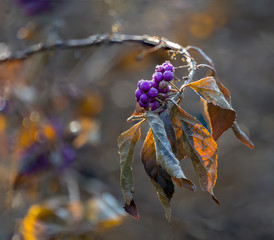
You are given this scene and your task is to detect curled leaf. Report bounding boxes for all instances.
[232,122,254,149]
[184,77,236,141]
[150,179,171,222]
[172,105,219,204]
[118,120,144,206]
[170,108,187,161]
[127,103,145,122]
[141,129,174,200]
[146,112,195,189]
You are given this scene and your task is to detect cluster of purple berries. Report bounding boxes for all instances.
[135,61,174,110]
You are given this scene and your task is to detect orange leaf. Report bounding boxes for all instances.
[172,105,219,204]
[184,76,236,141]
[141,129,174,199]
[170,109,187,161]
[127,103,145,122]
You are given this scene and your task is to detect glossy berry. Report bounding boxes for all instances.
[139,101,149,108]
[135,89,143,101]
[140,80,151,92]
[150,101,160,111]
[155,65,165,73]
[163,62,174,72]
[147,87,158,98]
[150,80,159,89]
[153,72,163,83]
[139,93,149,104]
[163,71,174,81]
[137,79,144,88]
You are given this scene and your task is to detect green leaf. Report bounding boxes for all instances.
[146,112,195,189]
[171,105,220,204]
[118,120,144,206]
[184,76,236,141]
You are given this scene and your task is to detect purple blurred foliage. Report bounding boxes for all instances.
[15,0,52,16]
[18,143,51,176]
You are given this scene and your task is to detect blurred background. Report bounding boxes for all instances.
[0,0,274,239]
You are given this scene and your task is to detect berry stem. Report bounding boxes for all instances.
[168,82,180,92]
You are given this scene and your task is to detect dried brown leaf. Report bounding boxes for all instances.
[172,105,219,204]
[159,110,177,154]
[232,122,254,149]
[184,77,236,141]
[118,120,144,206]
[146,112,195,191]
[150,179,171,222]
[127,103,145,122]
[141,129,174,199]
[123,200,139,220]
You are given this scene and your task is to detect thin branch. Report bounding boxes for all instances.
[0,33,185,63]
[197,63,217,76]
[186,45,215,68]
[0,33,198,113]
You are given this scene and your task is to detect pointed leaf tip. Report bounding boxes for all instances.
[172,177,196,192]
[232,122,254,149]
[182,179,196,192]
[185,77,236,140]
[119,120,144,206]
[124,200,139,220]
[211,194,220,205]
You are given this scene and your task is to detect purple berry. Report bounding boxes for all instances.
[163,61,171,66]
[140,80,151,92]
[137,79,144,88]
[163,71,174,81]
[135,89,143,101]
[150,80,159,89]
[139,93,149,104]
[151,101,160,111]
[150,97,156,103]
[147,87,158,98]
[155,65,165,73]
[164,63,174,72]
[139,101,149,108]
[153,72,163,83]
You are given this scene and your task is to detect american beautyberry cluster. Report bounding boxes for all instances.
[135,61,174,110]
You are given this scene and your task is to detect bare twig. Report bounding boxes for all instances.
[186,45,215,68]
[0,33,185,63]
[0,33,197,111]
